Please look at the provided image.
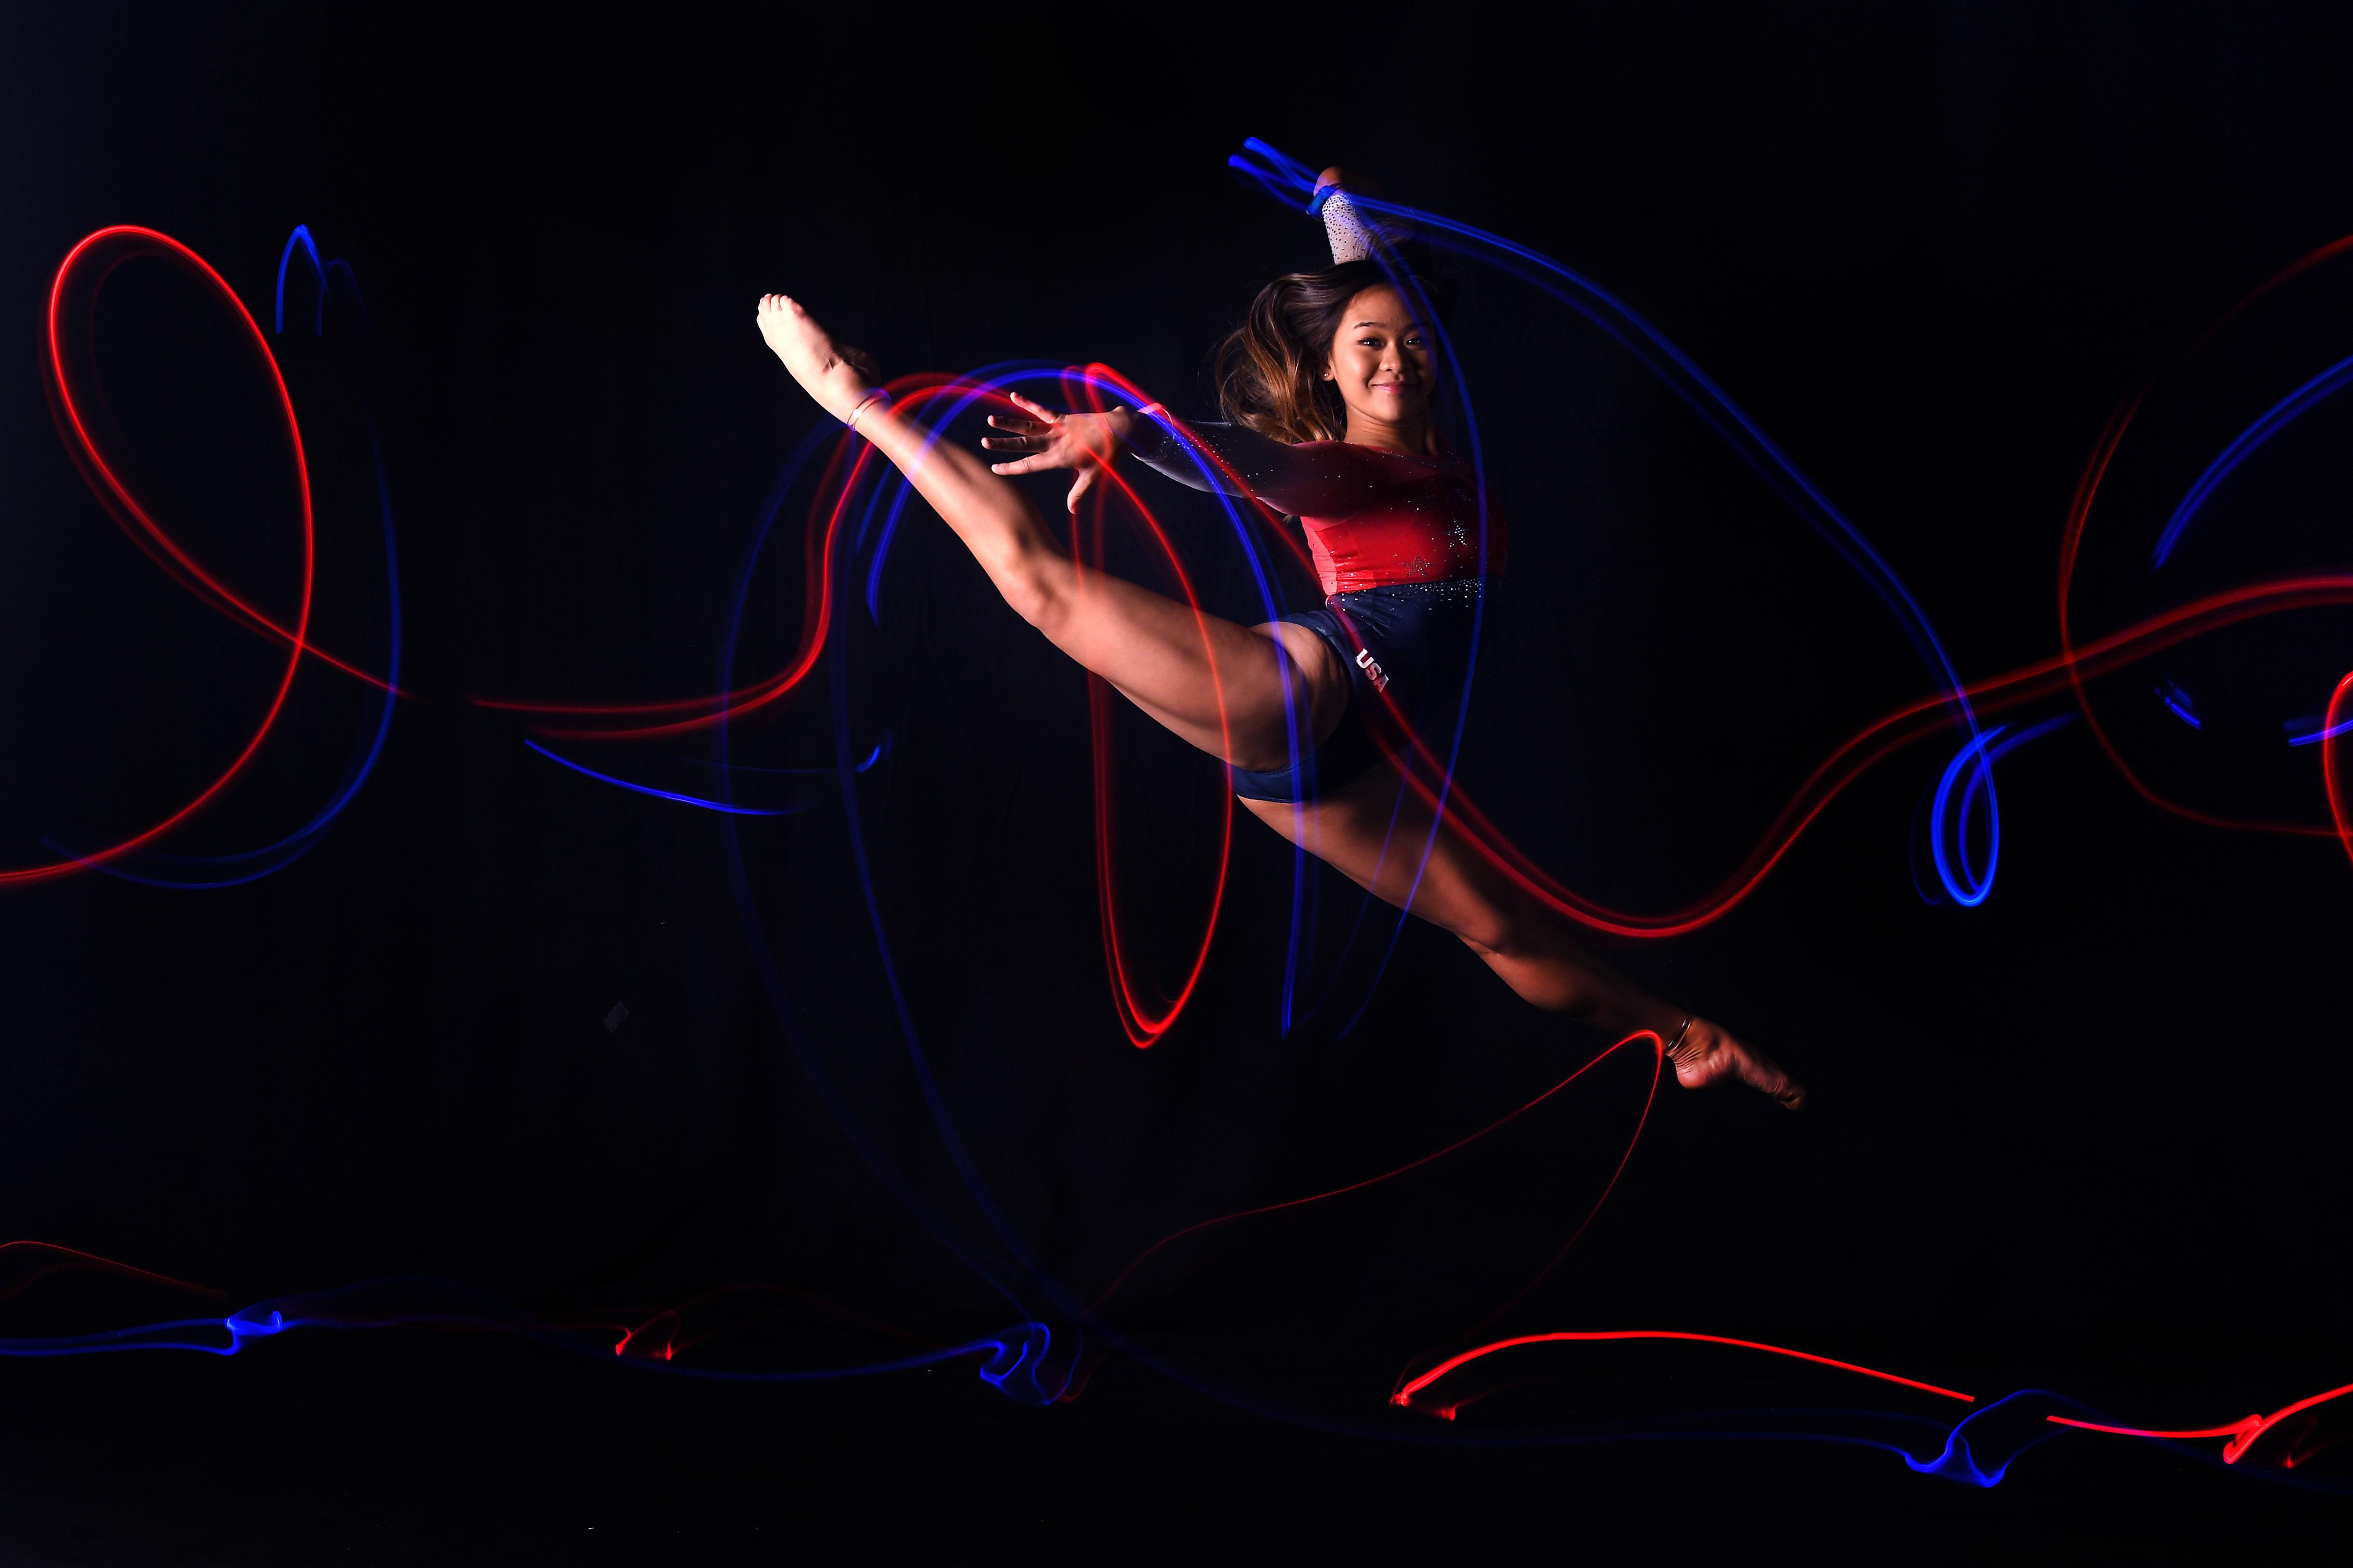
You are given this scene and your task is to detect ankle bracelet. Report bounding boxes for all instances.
[845,388,891,431]
[1665,1016,1694,1058]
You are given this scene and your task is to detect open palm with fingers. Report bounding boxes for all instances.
[981,392,1135,513]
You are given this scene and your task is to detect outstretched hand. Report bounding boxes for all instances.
[980,393,1135,514]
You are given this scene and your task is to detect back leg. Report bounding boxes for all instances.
[1244,764,1805,1109]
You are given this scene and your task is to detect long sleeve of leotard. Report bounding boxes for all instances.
[1122,415,1393,518]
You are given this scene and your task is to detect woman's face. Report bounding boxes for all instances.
[1324,285,1435,434]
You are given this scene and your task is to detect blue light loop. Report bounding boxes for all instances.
[1928,715,2073,906]
[1233,136,1994,963]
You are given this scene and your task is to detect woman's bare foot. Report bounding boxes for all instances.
[754,293,881,422]
[1668,1018,1805,1111]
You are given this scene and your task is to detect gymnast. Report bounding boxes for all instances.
[754,169,1802,1110]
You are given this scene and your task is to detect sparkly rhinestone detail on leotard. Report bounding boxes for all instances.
[1338,576,1488,610]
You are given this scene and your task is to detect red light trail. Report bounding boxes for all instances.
[1392,1330,1977,1416]
[18,225,403,887]
[2048,1380,2353,1468]
[15,207,2353,1489]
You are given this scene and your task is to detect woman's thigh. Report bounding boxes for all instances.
[1238,760,1527,952]
[1110,618,1351,770]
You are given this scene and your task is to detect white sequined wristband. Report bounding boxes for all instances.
[1318,189,1378,265]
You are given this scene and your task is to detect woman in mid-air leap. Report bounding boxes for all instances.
[755,169,1803,1110]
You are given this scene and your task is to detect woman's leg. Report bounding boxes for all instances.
[758,297,1796,1107]
[1244,766,1805,1107]
[756,296,1346,770]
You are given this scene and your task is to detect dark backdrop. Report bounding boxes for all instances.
[1,3,2350,1561]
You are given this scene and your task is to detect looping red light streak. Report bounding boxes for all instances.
[1386,231,2353,935]
[2323,671,2353,869]
[1341,573,2353,941]
[466,372,973,740]
[481,232,2353,1032]
[11,225,2353,1466]
[2054,232,2353,842]
[478,370,1243,1045]
[43,229,401,700]
[2047,1379,2353,1464]
[1066,370,1238,1049]
[11,227,320,886]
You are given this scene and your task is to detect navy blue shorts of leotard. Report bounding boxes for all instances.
[1229,578,1490,803]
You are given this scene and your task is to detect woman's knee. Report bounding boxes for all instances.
[987,548,1053,625]
[1442,883,1551,961]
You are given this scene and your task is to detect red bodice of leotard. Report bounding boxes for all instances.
[1126,418,1508,599]
[1286,441,1508,596]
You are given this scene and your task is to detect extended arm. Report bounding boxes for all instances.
[1124,413,1380,517]
[984,397,1388,517]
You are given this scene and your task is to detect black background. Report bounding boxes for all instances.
[2,2,2351,1561]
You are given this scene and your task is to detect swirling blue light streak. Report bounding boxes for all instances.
[1932,728,2009,908]
[1928,714,2074,907]
[15,1265,2350,1490]
[1899,1390,2067,1487]
[1236,143,1977,722]
[699,155,2353,1462]
[2287,713,2353,746]
[1230,139,1993,911]
[522,738,879,815]
[272,225,326,336]
[775,351,2019,1448]
[27,202,2353,1478]
[2150,349,2353,569]
[2157,681,2203,729]
[508,416,896,821]
[0,1284,1058,1394]
[809,359,1483,1383]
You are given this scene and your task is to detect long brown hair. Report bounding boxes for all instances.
[1216,258,1447,444]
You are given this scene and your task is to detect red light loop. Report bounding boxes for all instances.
[11,226,318,886]
[2324,671,2353,871]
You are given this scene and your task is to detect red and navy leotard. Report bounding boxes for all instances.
[1124,419,1507,597]
[1124,415,1506,801]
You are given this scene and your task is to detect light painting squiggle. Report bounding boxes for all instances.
[13,150,2353,1493]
